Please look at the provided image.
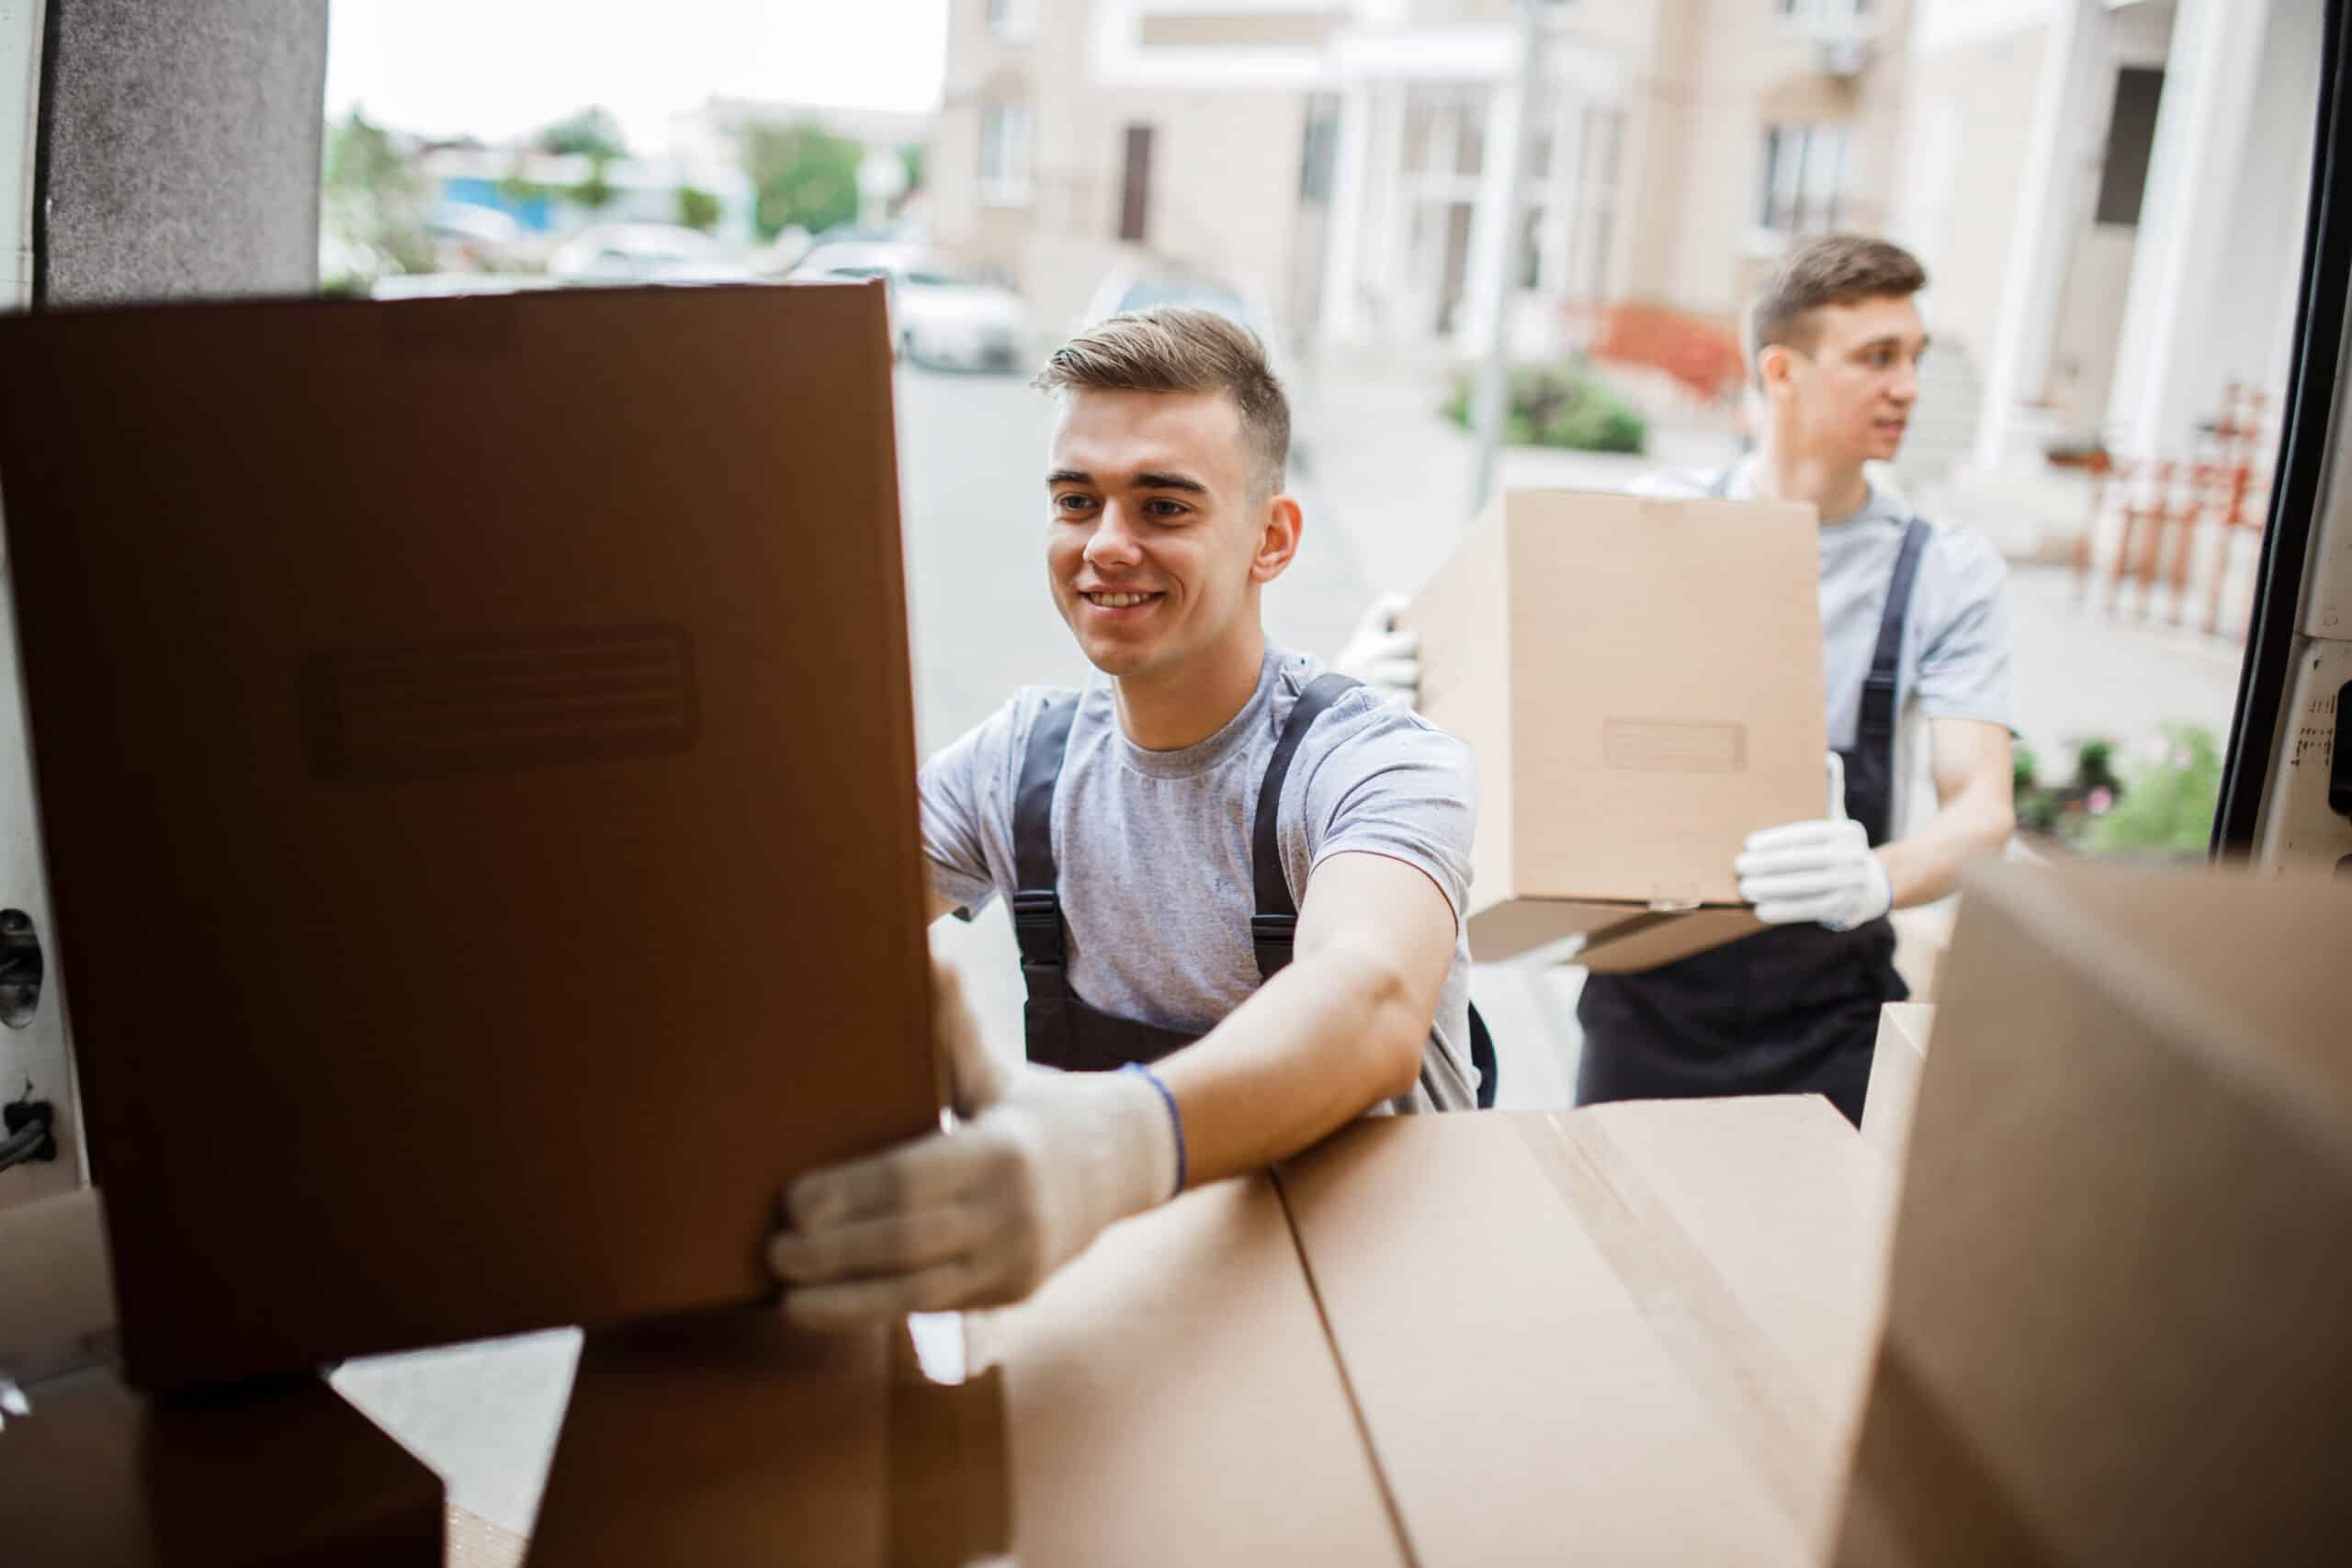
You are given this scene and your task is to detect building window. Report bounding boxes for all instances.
[2095,67,2165,228]
[986,0,1038,40]
[1299,94,1341,205]
[1118,124,1154,243]
[980,102,1032,205]
[1776,0,1870,17]
[1759,122,1849,234]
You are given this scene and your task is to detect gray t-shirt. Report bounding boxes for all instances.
[920,646,1480,1112]
[1636,460,2013,829]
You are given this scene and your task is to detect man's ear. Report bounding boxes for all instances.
[1756,343,1797,400]
[1251,494,1304,584]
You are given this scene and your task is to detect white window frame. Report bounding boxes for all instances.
[979,100,1034,207]
[985,0,1040,42]
[1758,121,1851,236]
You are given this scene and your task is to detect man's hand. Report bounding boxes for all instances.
[767,958,1179,1328]
[1735,753,1894,931]
[1335,592,1419,708]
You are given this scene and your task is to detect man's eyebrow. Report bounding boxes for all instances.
[1046,468,1091,487]
[1853,333,1930,355]
[1133,470,1210,495]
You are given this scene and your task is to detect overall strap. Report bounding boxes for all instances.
[1855,518,1932,755]
[1011,694,1082,998]
[1250,673,1363,981]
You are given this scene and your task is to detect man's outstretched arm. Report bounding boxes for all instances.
[768,851,1455,1326]
[1159,849,1454,1184]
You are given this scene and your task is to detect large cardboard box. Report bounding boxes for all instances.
[0,1365,444,1568]
[1278,1099,1894,1563]
[0,285,941,1391]
[1404,488,1827,967]
[1834,863,2352,1567]
[523,1101,1893,1562]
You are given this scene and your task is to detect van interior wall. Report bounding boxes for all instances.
[0,0,327,1202]
[37,0,327,304]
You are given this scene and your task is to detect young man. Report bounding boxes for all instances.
[769,307,1482,1327]
[1340,234,2014,1124]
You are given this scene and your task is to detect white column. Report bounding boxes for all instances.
[2104,0,2273,457]
[1973,0,2107,469]
[1321,82,1377,344]
[1459,72,1525,352]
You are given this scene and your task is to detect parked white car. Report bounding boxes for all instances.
[790,243,1032,373]
[547,223,752,287]
[1079,264,1296,384]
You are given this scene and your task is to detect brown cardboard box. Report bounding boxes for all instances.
[1860,1001,1935,1166]
[0,285,940,1391]
[1277,1098,1894,1563]
[527,1175,1408,1566]
[0,1365,443,1568]
[1403,488,1826,967]
[1834,863,2352,1567]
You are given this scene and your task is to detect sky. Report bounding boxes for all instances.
[322,0,953,152]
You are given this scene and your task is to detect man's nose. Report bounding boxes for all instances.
[1889,363,1920,406]
[1083,502,1144,568]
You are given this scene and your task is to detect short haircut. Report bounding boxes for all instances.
[1748,234,1928,378]
[1034,306,1291,496]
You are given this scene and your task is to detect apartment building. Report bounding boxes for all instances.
[932,0,2323,479]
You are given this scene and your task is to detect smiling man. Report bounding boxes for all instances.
[768,307,1481,1326]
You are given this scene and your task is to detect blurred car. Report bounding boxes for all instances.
[1079,263,1309,466]
[789,243,1031,374]
[365,272,560,300]
[547,223,752,287]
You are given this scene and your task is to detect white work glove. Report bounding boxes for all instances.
[1335,592,1419,709]
[768,957,1181,1328]
[1734,752,1894,932]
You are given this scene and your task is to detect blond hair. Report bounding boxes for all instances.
[1034,306,1290,495]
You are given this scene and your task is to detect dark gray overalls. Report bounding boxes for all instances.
[1012,672,1498,1106]
[1574,481,1930,1128]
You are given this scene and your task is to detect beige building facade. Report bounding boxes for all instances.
[932,0,2325,495]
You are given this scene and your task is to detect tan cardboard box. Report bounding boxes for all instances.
[1834,862,2352,1567]
[1404,488,1827,968]
[1278,1099,1894,1564]
[1860,1001,1936,1166]
[0,285,941,1392]
[526,1175,1408,1567]
[0,1366,444,1568]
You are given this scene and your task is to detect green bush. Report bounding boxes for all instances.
[1442,362,1647,455]
[2085,727,2222,860]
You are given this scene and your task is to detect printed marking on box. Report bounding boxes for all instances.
[1603,718,1747,773]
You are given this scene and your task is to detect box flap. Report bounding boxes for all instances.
[970,1173,1408,1567]
[1578,905,1771,973]
[1860,1003,1935,1166]
[1506,489,1826,906]
[1836,863,2352,1567]
[1276,1101,1890,1562]
[526,1311,1005,1567]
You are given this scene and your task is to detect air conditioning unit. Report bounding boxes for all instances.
[1815,32,1872,78]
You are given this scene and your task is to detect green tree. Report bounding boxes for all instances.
[899,143,925,198]
[535,106,628,161]
[675,185,724,232]
[497,159,552,209]
[321,108,435,277]
[2086,727,2223,860]
[569,152,618,213]
[741,122,862,240]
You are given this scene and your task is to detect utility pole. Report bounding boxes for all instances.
[1470,0,1550,517]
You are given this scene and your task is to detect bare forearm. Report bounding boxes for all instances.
[1877,788,2014,908]
[1155,942,1426,1189]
